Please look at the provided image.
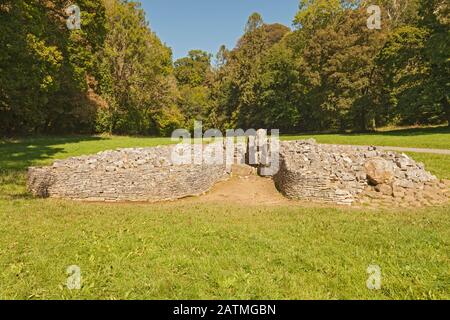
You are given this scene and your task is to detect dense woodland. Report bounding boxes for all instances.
[0,0,449,136]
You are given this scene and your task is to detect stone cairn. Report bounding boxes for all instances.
[28,138,448,206]
[273,139,448,206]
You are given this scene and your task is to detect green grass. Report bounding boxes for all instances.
[282,125,450,149]
[0,128,449,300]
[0,200,449,300]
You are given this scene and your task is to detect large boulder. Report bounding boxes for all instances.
[364,158,395,185]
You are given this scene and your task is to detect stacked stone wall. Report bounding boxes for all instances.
[28,145,229,202]
[274,140,448,205]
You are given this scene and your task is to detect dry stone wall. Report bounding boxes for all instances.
[273,140,448,206]
[28,145,229,202]
[27,138,448,206]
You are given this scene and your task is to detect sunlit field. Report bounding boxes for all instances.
[1,128,449,300]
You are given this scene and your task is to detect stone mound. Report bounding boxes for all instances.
[27,139,448,207]
[274,140,448,206]
[28,145,228,202]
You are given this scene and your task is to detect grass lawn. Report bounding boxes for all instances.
[0,201,449,300]
[0,127,449,300]
[282,125,450,150]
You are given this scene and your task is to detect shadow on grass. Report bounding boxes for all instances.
[0,135,107,200]
[282,125,450,138]
[0,135,105,171]
[376,126,450,137]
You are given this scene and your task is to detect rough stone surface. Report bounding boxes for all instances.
[28,144,229,202]
[365,158,395,185]
[27,138,449,207]
[273,140,448,206]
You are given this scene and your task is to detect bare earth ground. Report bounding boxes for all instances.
[182,165,292,206]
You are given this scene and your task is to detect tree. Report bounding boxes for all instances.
[97,0,180,135]
[174,50,212,87]
[376,0,449,126]
[358,0,420,27]
[245,12,264,33]
[294,8,387,131]
[419,0,450,126]
[255,43,301,131]
[0,0,106,134]
[173,50,213,129]
[213,13,291,129]
[294,0,342,34]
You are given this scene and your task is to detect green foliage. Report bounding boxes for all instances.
[294,0,342,33]
[1,0,448,136]
[358,0,420,27]
[211,14,291,130]
[298,8,388,131]
[419,0,450,125]
[210,1,448,132]
[377,26,437,124]
[377,0,450,127]
[178,85,211,126]
[96,0,179,135]
[174,50,212,87]
[173,50,214,130]
[254,43,301,130]
[0,0,106,135]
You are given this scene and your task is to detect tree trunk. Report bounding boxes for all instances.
[443,97,450,128]
[361,109,367,132]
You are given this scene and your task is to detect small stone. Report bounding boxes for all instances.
[364,151,378,158]
[342,156,353,164]
[393,190,405,198]
[375,184,393,196]
[395,180,414,189]
[136,159,147,166]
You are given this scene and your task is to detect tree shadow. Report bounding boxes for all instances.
[375,126,450,137]
[291,125,450,138]
[0,135,107,200]
[0,135,105,171]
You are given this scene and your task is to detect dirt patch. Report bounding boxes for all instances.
[180,164,449,209]
[181,165,293,206]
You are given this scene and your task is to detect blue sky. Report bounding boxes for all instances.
[141,0,300,60]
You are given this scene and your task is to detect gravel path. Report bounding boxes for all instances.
[374,146,450,155]
[327,144,450,155]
